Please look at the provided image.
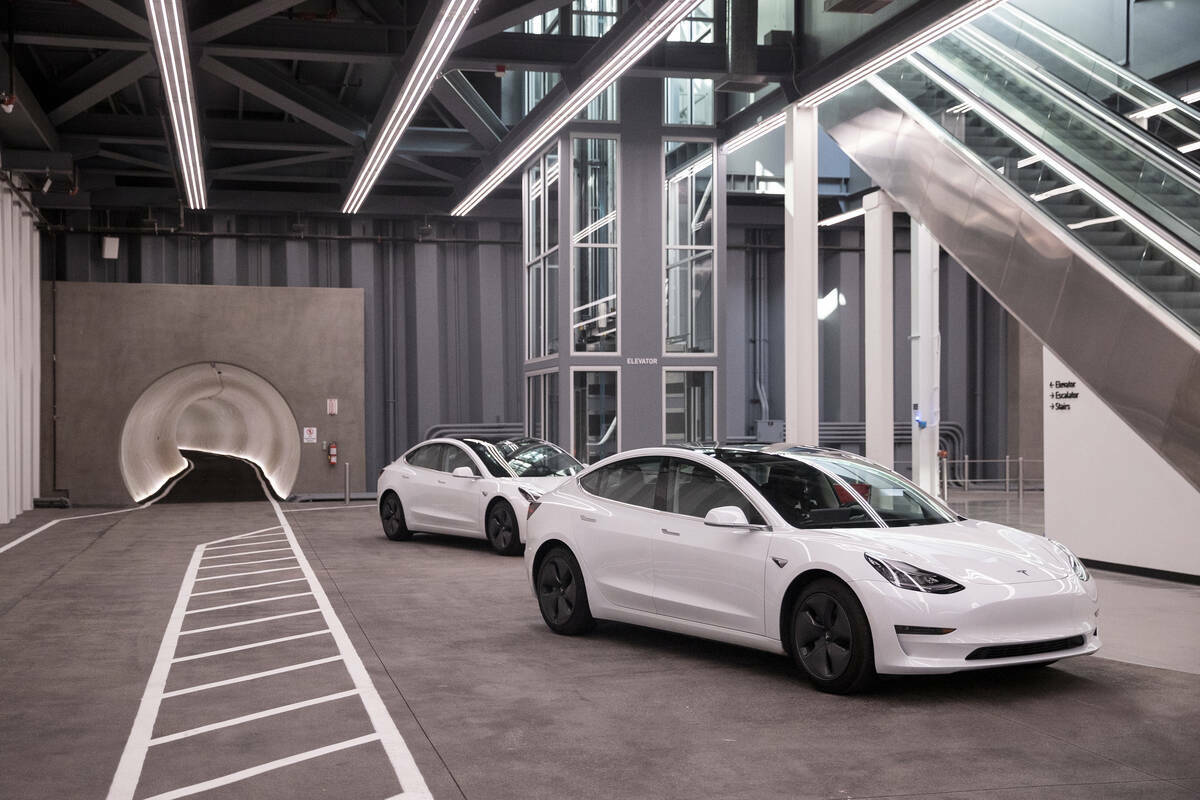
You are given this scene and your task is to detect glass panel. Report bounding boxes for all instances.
[664,78,714,125]
[669,0,715,43]
[572,371,618,462]
[571,0,617,37]
[573,138,616,240]
[665,459,762,522]
[545,150,559,247]
[716,454,878,529]
[526,162,542,262]
[527,374,544,438]
[524,71,561,115]
[526,261,543,359]
[664,371,714,443]
[443,445,478,475]
[546,372,559,443]
[461,438,513,478]
[573,247,617,351]
[692,160,713,246]
[406,444,442,470]
[579,456,661,507]
[578,81,617,121]
[545,251,558,355]
[505,441,582,477]
[807,457,956,527]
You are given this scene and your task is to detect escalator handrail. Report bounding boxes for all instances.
[993,4,1200,140]
[867,58,1200,347]
[949,23,1200,197]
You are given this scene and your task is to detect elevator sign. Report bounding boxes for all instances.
[303,427,318,443]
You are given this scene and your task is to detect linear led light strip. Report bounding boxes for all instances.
[145,0,206,209]
[818,207,866,226]
[798,0,1007,107]
[343,0,481,214]
[452,0,702,216]
[722,111,786,154]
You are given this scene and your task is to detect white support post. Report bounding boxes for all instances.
[911,223,941,494]
[863,190,895,469]
[783,104,820,446]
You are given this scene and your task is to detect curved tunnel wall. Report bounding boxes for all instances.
[120,363,301,501]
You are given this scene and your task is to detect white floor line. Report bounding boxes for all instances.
[194,566,301,582]
[260,474,433,799]
[160,656,344,698]
[283,504,375,514]
[140,733,381,800]
[186,592,313,615]
[197,556,296,570]
[149,690,360,746]
[179,608,321,636]
[220,526,283,540]
[204,538,289,551]
[0,463,196,557]
[189,577,307,596]
[201,547,293,561]
[172,630,332,663]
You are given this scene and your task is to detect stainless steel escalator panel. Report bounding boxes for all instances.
[889,114,939,218]
[999,210,1074,335]
[820,76,1200,493]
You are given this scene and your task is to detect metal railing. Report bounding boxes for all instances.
[894,455,1045,499]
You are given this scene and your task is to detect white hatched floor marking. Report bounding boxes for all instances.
[106,479,434,800]
[178,608,321,636]
[185,591,314,614]
[201,547,294,560]
[189,577,307,596]
[148,690,360,745]
[282,503,375,513]
[193,565,302,582]
[172,630,332,663]
[197,556,296,569]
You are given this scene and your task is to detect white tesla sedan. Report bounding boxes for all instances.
[524,445,1100,693]
[378,437,583,555]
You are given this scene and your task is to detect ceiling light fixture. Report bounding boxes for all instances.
[1181,89,1200,105]
[818,207,866,226]
[797,0,1007,107]
[452,0,703,216]
[722,110,787,154]
[1127,101,1174,122]
[343,0,481,214]
[144,0,207,210]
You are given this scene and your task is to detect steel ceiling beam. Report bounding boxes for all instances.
[48,52,157,126]
[456,0,565,48]
[0,45,59,151]
[197,56,369,145]
[393,155,462,183]
[75,0,150,37]
[211,150,351,175]
[431,70,506,146]
[192,0,309,43]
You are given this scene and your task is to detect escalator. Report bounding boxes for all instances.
[817,5,1200,492]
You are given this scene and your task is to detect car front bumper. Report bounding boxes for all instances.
[854,575,1101,674]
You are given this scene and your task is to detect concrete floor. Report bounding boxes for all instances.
[2,498,1198,799]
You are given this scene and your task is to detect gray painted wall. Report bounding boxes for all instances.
[41,281,366,505]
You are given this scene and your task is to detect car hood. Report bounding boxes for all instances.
[835,519,1072,585]
[510,475,572,493]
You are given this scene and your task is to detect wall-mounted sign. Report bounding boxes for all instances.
[1048,380,1078,412]
[327,398,338,415]
[303,426,318,443]
[626,357,658,365]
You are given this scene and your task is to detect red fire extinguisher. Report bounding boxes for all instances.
[328,442,338,466]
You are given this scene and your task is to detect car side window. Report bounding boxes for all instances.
[664,458,764,524]
[406,444,443,470]
[578,457,662,509]
[443,445,479,475]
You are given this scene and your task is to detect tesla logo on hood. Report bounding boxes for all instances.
[1017,569,1029,575]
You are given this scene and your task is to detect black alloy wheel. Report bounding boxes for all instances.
[380,491,412,541]
[486,500,522,556]
[536,546,594,635]
[791,578,876,694]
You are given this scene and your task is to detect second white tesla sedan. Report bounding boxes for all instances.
[378,437,582,555]
[524,445,1100,693]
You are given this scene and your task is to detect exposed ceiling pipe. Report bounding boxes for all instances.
[2,3,15,113]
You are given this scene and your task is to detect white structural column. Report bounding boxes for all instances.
[783,104,820,445]
[1,184,41,524]
[910,223,941,494]
[863,191,895,469]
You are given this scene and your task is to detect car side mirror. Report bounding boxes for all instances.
[704,506,751,528]
[451,466,478,479]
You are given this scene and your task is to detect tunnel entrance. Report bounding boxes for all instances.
[157,451,274,503]
[120,362,301,502]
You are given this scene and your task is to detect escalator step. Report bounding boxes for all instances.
[1159,291,1200,309]
[1176,308,1200,327]
[1103,245,1154,259]
[1041,203,1097,219]
[1112,260,1172,276]
[1138,274,1192,292]
[1078,230,1132,246]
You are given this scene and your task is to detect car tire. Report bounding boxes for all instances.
[536,546,595,635]
[790,578,876,694]
[379,491,412,541]
[485,499,523,556]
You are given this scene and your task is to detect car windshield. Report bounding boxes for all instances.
[494,439,583,478]
[714,452,877,529]
[804,456,957,527]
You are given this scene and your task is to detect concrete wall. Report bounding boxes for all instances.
[40,281,366,505]
[1044,349,1200,577]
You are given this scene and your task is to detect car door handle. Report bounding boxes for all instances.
[437,479,447,485]
[660,528,681,537]
[580,515,596,523]
[401,474,411,479]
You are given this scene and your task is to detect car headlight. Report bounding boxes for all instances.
[1049,539,1089,582]
[864,553,964,594]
